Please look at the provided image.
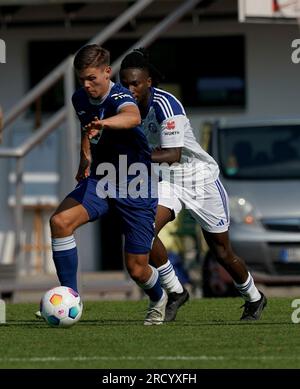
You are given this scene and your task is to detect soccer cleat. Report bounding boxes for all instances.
[240,291,267,321]
[165,287,190,322]
[144,289,168,326]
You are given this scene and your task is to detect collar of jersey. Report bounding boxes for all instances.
[88,81,114,105]
[141,86,155,119]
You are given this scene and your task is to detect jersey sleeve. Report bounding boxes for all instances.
[72,91,91,130]
[153,91,186,148]
[110,91,137,113]
[160,115,186,148]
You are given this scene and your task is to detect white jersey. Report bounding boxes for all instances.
[142,87,219,184]
[142,87,229,233]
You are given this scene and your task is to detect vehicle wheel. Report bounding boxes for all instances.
[202,252,238,297]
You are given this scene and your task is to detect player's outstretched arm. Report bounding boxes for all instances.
[86,105,141,136]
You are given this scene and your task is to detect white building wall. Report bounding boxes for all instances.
[0,31,28,110]
[185,21,300,135]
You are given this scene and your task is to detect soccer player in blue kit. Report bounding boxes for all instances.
[119,48,267,322]
[46,44,168,325]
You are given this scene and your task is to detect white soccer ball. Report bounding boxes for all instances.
[40,286,83,328]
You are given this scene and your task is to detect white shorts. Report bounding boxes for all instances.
[158,177,230,233]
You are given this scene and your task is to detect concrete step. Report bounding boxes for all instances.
[0,271,141,302]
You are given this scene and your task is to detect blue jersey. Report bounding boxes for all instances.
[72,82,151,178]
[70,83,157,252]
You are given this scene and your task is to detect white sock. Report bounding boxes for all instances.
[137,266,166,303]
[234,272,261,302]
[142,265,159,289]
[157,260,183,294]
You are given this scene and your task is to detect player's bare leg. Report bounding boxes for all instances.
[50,197,89,237]
[125,252,167,325]
[203,229,267,320]
[202,230,248,283]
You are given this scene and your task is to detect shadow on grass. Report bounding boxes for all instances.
[5,319,143,327]
[169,320,291,326]
[4,318,291,327]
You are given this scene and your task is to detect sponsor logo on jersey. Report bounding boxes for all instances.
[77,111,86,115]
[163,131,180,136]
[111,93,132,100]
[166,120,176,130]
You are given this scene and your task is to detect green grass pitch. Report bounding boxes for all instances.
[0,297,299,369]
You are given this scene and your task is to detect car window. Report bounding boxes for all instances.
[218,125,300,179]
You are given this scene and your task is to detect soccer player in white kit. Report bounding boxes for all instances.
[120,48,267,322]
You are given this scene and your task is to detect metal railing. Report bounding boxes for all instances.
[2,0,155,130]
[0,0,201,274]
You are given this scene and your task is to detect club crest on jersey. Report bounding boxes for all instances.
[148,122,158,134]
[166,120,175,130]
[98,108,105,120]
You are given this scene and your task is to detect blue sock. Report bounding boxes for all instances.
[52,235,78,292]
[140,266,163,302]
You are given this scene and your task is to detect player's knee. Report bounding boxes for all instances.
[127,264,147,284]
[50,213,71,235]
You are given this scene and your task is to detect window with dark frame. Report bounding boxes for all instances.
[28,35,245,112]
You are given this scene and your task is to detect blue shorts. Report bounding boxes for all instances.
[66,177,157,254]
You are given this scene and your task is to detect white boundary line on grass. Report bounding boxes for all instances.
[1,355,300,362]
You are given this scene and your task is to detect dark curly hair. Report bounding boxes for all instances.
[120,48,164,87]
